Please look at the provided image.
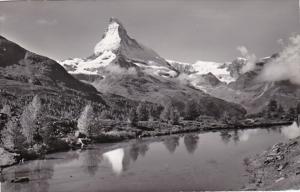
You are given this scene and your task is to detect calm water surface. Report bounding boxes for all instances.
[2,123,300,192]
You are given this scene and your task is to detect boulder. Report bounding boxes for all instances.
[10,177,30,183]
[0,147,18,167]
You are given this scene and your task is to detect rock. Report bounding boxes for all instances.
[0,113,8,120]
[296,167,300,172]
[75,131,86,138]
[288,141,298,148]
[271,147,281,154]
[264,156,275,164]
[264,153,284,165]
[76,138,85,148]
[0,147,18,167]
[276,154,284,161]
[244,183,257,190]
[275,177,285,183]
[294,157,300,164]
[11,177,30,183]
[277,162,288,171]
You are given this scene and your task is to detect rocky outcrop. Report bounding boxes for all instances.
[244,136,300,190]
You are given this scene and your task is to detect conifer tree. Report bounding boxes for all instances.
[77,104,94,136]
[20,95,42,144]
[128,108,138,126]
[184,100,199,120]
[136,102,149,121]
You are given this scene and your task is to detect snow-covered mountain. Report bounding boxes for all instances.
[60,18,243,83]
[58,18,300,115]
[168,59,237,83]
[58,18,246,117]
[60,18,177,78]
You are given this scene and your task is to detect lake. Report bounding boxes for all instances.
[2,122,300,192]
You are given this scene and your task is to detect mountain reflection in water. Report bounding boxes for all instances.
[282,121,300,139]
[103,148,124,175]
[2,123,299,192]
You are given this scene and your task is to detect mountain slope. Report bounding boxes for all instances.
[197,54,300,113]
[0,36,98,94]
[92,58,245,117]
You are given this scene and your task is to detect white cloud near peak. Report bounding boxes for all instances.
[0,15,6,23]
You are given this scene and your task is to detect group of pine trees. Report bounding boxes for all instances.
[264,99,300,120]
[75,99,203,136]
[0,93,212,150]
[0,95,42,152]
[128,99,201,126]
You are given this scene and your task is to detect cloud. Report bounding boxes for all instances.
[0,15,6,23]
[237,46,257,73]
[104,64,137,76]
[36,18,57,26]
[258,34,300,85]
[277,38,284,47]
[175,73,190,85]
[237,46,248,56]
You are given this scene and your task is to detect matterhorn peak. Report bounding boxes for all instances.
[61,17,175,76]
[108,17,128,35]
[94,17,129,55]
[109,17,124,28]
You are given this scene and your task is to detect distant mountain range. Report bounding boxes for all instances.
[59,18,300,114]
[1,17,298,119]
[0,22,245,122]
[59,18,245,116]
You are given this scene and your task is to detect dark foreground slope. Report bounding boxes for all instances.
[0,36,98,94]
[0,36,144,165]
[244,123,300,190]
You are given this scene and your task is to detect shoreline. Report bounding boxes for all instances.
[0,120,293,171]
[139,121,293,138]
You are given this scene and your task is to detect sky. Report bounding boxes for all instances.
[0,0,299,63]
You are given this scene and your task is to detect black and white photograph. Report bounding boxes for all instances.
[0,0,300,191]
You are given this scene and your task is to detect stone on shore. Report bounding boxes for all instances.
[0,147,18,167]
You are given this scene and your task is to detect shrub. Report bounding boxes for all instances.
[1,104,11,117]
[160,103,171,122]
[297,102,300,114]
[277,105,285,114]
[184,100,199,120]
[136,102,149,121]
[170,108,180,125]
[268,99,278,112]
[99,110,113,120]
[1,118,27,152]
[128,108,138,126]
[288,107,296,120]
